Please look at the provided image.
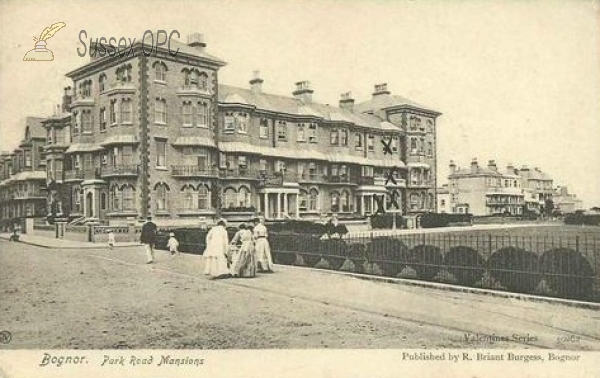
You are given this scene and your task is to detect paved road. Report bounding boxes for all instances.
[1,240,599,349]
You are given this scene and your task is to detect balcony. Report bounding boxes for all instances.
[171,165,218,178]
[64,169,102,182]
[101,165,139,177]
[13,191,46,200]
[324,174,355,184]
[298,173,326,184]
[220,169,261,180]
[176,85,211,97]
[408,180,433,188]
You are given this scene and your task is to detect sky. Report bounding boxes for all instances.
[1,0,599,207]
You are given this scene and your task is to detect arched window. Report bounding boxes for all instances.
[99,73,107,92]
[72,187,82,213]
[182,185,195,210]
[198,185,210,210]
[111,186,120,211]
[199,72,208,90]
[309,189,319,211]
[224,188,236,208]
[154,62,167,82]
[100,192,107,210]
[122,185,135,211]
[330,191,340,213]
[238,186,250,208]
[299,190,308,211]
[341,190,349,212]
[155,183,169,211]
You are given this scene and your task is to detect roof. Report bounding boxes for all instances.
[22,117,46,140]
[100,135,139,146]
[65,143,104,154]
[172,136,216,148]
[356,93,440,116]
[218,85,403,133]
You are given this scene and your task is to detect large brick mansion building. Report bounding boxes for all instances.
[7,33,442,226]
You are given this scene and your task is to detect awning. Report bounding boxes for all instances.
[172,136,216,148]
[327,154,365,165]
[368,158,406,168]
[219,142,263,155]
[100,135,139,146]
[65,143,104,154]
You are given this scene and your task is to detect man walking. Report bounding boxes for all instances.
[140,216,158,264]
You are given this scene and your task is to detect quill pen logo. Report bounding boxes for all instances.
[23,22,66,61]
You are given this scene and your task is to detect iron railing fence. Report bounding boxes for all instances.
[267,231,600,303]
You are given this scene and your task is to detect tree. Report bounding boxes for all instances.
[544,199,555,217]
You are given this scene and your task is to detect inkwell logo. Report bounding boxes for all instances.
[23,22,66,61]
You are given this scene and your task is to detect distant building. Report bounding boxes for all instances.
[517,165,553,213]
[0,117,48,228]
[553,186,583,214]
[447,159,524,216]
[436,184,450,213]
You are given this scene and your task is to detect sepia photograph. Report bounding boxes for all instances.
[0,0,599,377]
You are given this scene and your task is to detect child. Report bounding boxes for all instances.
[167,232,180,256]
[107,229,115,250]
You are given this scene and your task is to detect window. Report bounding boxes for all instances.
[73,187,82,213]
[410,193,420,210]
[441,199,446,206]
[47,129,53,145]
[79,80,92,98]
[155,183,168,211]
[74,155,81,170]
[330,192,340,213]
[110,100,117,125]
[426,119,433,133]
[362,165,374,177]
[198,185,210,210]
[259,159,267,172]
[120,99,132,124]
[420,137,425,154]
[73,111,80,133]
[100,192,107,210]
[309,189,318,211]
[99,108,106,131]
[277,121,287,141]
[199,72,208,91]
[308,162,317,179]
[340,165,347,176]
[259,119,269,138]
[155,98,167,124]
[277,160,286,172]
[367,134,375,151]
[427,140,433,156]
[156,139,167,168]
[155,62,166,82]
[99,74,106,92]
[410,137,417,154]
[116,64,132,83]
[297,123,306,142]
[331,164,339,177]
[237,113,248,133]
[197,102,209,127]
[308,123,317,143]
[341,190,349,212]
[392,136,398,153]
[340,129,348,146]
[182,102,193,127]
[81,110,92,133]
[238,186,250,207]
[122,185,134,211]
[355,133,363,149]
[224,188,236,208]
[110,185,121,210]
[330,128,339,145]
[24,151,32,167]
[55,160,63,179]
[190,70,199,88]
[224,112,235,133]
[299,190,308,211]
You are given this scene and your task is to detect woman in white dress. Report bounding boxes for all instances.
[230,223,256,278]
[203,219,231,279]
[252,216,274,273]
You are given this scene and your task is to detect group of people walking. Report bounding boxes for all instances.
[139,215,274,280]
[203,216,274,279]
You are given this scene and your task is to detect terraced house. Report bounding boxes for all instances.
[0,117,48,229]
[40,33,441,226]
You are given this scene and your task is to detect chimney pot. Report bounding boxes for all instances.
[187,33,206,51]
[293,80,313,103]
[250,70,264,93]
[373,83,391,97]
[339,91,355,110]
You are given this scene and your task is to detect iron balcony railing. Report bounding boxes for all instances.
[13,191,46,200]
[100,165,139,177]
[171,165,218,177]
[64,169,102,181]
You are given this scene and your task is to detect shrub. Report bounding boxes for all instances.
[539,248,594,300]
[419,213,473,228]
[409,245,444,280]
[564,213,600,226]
[365,237,410,277]
[320,239,348,270]
[488,247,540,294]
[443,246,486,286]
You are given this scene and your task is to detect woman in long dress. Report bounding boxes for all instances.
[253,216,274,273]
[203,219,231,279]
[230,223,256,278]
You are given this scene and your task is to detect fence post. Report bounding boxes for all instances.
[576,235,579,253]
[488,234,492,256]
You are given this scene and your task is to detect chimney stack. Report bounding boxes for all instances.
[372,83,391,98]
[487,160,497,171]
[62,86,72,113]
[293,81,313,103]
[250,70,263,94]
[506,163,515,173]
[470,157,478,173]
[187,33,206,52]
[339,92,354,110]
[449,160,457,174]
